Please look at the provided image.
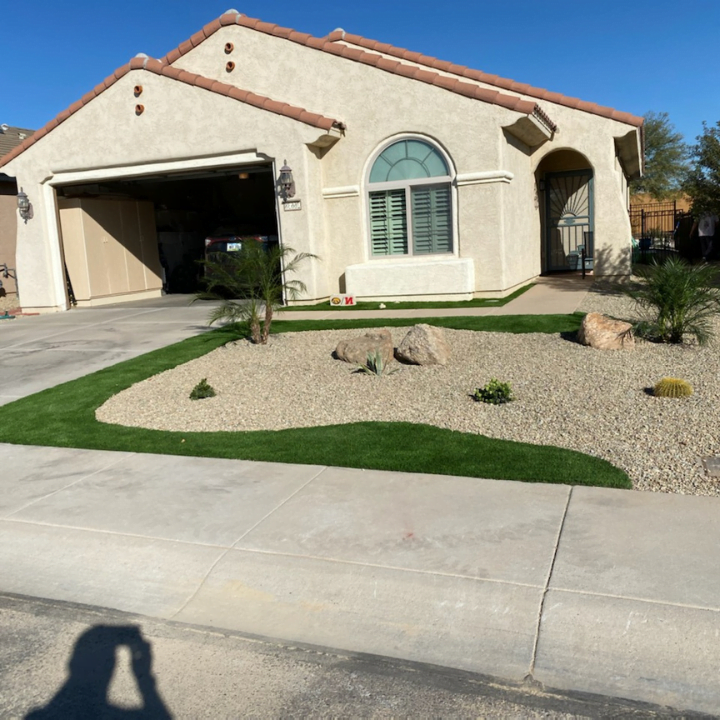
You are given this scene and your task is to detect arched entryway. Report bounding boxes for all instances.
[536,149,594,273]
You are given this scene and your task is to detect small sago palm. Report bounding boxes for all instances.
[198,242,318,344]
[625,257,720,345]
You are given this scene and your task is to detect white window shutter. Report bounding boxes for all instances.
[370,190,408,255]
[412,185,452,254]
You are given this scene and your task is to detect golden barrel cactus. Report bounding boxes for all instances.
[653,377,693,398]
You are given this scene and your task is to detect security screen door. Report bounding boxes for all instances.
[545,170,594,272]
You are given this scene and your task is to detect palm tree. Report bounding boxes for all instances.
[625,257,720,345]
[198,241,318,344]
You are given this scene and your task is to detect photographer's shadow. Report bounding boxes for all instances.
[26,624,171,719]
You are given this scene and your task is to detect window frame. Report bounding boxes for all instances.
[365,137,457,260]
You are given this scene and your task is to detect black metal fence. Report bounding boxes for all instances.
[629,203,689,242]
[629,202,694,263]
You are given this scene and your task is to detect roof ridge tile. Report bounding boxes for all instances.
[334,32,641,126]
[0,59,345,169]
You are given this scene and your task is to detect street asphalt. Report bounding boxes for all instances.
[1,280,719,716]
[2,593,693,719]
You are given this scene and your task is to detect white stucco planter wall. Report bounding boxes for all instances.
[345,257,475,301]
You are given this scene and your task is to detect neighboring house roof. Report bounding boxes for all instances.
[327,31,644,128]
[159,12,558,132]
[0,59,344,169]
[0,125,34,158]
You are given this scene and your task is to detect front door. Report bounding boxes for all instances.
[545,170,594,272]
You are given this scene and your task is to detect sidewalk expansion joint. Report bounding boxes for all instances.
[547,586,720,615]
[226,546,545,589]
[169,465,330,621]
[1,454,130,520]
[526,484,573,680]
[0,517,230,550]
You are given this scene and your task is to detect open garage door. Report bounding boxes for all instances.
[56,164,278,305]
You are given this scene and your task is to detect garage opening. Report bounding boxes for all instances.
[56,163,278,305]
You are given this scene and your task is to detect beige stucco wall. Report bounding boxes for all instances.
[173,25,531,298]
[175,24,635,284]
[0,184,18,296]
[4,21,639,310]
[3,70,330,310]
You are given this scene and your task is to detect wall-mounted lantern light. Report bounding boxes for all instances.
[17,187,31,223]
[278,161,295,201]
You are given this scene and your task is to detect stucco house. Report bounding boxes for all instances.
[0,11,643,312]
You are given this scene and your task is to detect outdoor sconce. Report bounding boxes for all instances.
[17,187,31,223]
[278,161,295,201]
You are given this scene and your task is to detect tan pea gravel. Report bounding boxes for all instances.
[0,294,20,312]
[97,284,720,496]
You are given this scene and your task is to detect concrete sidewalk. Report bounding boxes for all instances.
[277,275,594,320]
[1,442,718,715]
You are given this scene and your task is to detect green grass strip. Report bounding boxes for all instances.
[0,315,629,489]
[283,283,533,311]
[271,313,585,334]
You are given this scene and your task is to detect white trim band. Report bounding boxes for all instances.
[48,151,268,184]
[455,170,514,186]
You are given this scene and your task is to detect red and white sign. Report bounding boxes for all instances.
[329,294,356,307]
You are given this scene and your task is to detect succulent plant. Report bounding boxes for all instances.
[473,378,514,404]
[653,377,693,398]
[356,349,399,376]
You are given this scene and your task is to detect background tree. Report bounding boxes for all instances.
[684,120,720,215]
[630,111,689,199]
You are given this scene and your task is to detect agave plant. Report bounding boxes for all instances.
[355,349,399,376]
[625,257,720,345]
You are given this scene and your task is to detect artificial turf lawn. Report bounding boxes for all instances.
[282,283,533,311]
[0,314,630,489]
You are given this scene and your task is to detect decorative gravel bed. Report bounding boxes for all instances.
[0,295,20,312]
[97,284,720,496]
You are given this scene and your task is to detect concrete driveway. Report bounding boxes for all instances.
[0,296,214,405]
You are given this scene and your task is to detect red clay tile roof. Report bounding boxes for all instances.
[329,31,644,127]
[0,58,344,169]
[158,13,557,129]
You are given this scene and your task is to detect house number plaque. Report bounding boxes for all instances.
[283,200,302,211]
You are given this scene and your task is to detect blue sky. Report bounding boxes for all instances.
[1,0,718,145]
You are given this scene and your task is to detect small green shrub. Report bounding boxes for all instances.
[653,377,693,398]
[189,378,216,400]
[474,379,514,404]
[356,350,399,376]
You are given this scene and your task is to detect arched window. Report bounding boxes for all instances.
[367,139,453,257]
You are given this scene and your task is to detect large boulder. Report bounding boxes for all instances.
[578,312,634,350]
[396,324,451,365]
[335,329,394,365]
